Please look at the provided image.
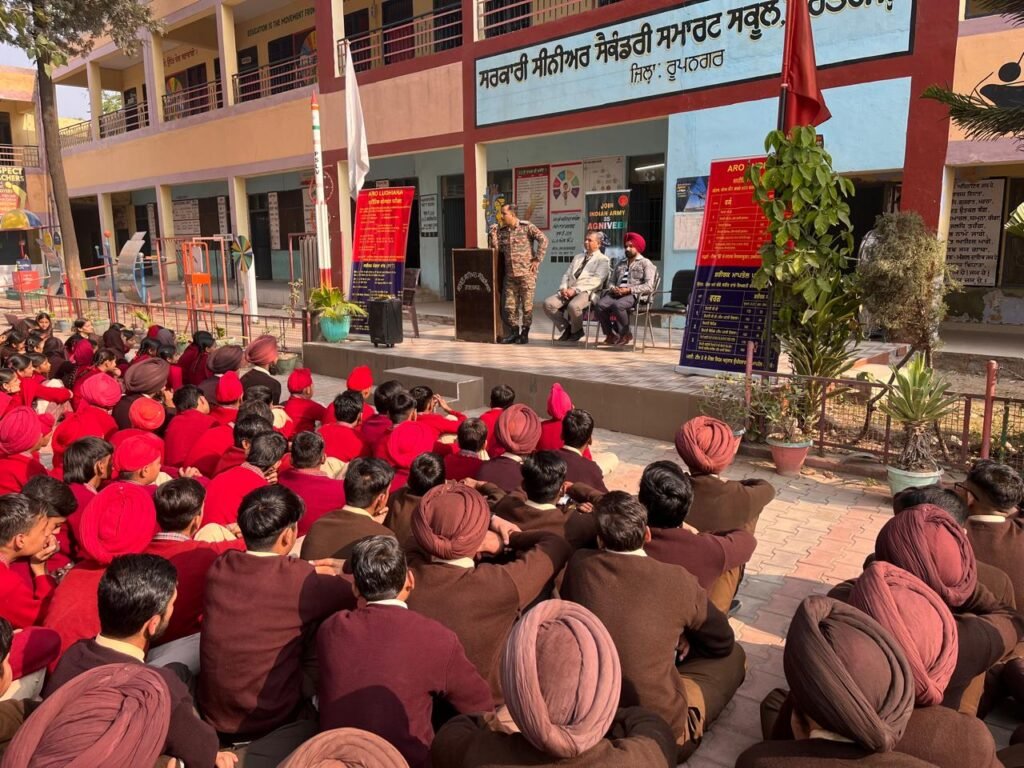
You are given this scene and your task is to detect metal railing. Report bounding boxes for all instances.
[0,144,40,167]
[478,0,606,38]
[341,4,462,72]
[233,53,318,104]
[98,102,150,138]
[162,81,223,122]
[58,120,92,149]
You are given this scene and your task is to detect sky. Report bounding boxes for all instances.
[0,44,91,119]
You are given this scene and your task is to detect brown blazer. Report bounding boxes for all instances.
[736,740,936,767]
[687,474,774,534]
[385,487,422,549]
[475,456,526,494]
[968,515,1024,610]
[556,448,608,493]
[492,494,598,551]
[300,508,394,561]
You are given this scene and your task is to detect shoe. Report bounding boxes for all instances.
[555,329,572,342]
[567,329,585,342]
[615,332,634,347]
[729,599,742,616]
[499,331,520,344]
[516,329,530,344]
[600,334,619,346]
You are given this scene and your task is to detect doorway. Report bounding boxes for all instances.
[441,174,465,301]
[249,207,273,281]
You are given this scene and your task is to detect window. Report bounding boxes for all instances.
[965,0,1002,19]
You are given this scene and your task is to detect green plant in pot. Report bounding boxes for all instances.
[700,375,749,445]
[750,378,813,477]
[879,353,958,495]
[308,286,367,343]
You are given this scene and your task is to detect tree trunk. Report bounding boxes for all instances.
[36,60,86,303]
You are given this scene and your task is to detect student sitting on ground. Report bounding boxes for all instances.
[385,452,446,547]
[556,409,607,492]
[444,418,488,482]
[320,391,369,463]
[480,385,515,458]
[202,431,288,527]
[277,431,347,536]
[476,404,543,493]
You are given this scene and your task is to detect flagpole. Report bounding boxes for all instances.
[777,2,795,133]
[310,91,332,290]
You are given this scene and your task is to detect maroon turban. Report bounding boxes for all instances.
[79,482,157,565]
[386,422,437,470]
[495,404,542,455]
[279,728,409,768]
[674,416,737,475]
[0,407,45,455]
[502,600,620,758]
[3,663,170,768]
[288,367,313,394]
[216,370,244,404]
[624,232,646,253]
[129,397,166,431]
[347,365,373,392]
[546,383,573,421]
[245,334,279,368]
[123,358,169,395]
[850,561,958,706]
[875,504,977,608]
[155,328,175,348]
[209,345,244,374]
[81,373,122,408]
[412,482,490,560]
[785,595,914,752]
[72,338,94,367]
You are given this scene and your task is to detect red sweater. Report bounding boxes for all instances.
[0,453,47,494]
[0,559,55,628]
[321,423,368,463]
[444,452,484,482]
[283,396,326,434]
[20,374,71,409]
[360,414,393,454]
[210,405,238,427]
[184,425,234,478]
[42,562,105,658]
[479,408,505,457]
[164,409,216,468]
[416,411,465,436]
[203,464,268,526]
[276,469,346,536]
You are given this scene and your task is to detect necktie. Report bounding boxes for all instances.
[574,254,591,280]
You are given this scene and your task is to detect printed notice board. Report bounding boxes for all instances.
[678,157,777,375]
[349,187,415,332]
[947,179,1005,288]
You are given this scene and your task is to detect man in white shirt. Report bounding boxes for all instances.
[542,232,611,342]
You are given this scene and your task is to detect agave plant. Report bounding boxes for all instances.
[879,354,958,471]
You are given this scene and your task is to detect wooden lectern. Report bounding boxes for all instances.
[453,248,502,343]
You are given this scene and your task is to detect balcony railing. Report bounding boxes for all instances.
[342,5,462,73]
[0,145,40,168]
[479,0,605,38]
[59,120,93,149]
[98,102,150,138]
[233,53,317,104]
[163,80,223,122]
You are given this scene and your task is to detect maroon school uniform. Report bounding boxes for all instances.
[283,397,326,434]
[445,451,484,482]
[277,468,347,536]
[416,411,465,436]
[645,526,757,592]
[164,409,216,468]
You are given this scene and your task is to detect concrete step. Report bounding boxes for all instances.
[384,365,485,411]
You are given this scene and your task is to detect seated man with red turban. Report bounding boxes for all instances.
[241,334,282,404]
[345,364,376,424]
[203,431,288,527]
[594,232,657,347]
[283,368,326,434]
[51,373,119,467]
[476,404,543,493]
[433,599,677,768]
[379,421,440,492]
[0,408,52,493]
[406,483,570,703]
[211,370,244,426]
[0,494,58,629]
[113,357,172,433]
[110,433,165,497]
[675,416,775,535]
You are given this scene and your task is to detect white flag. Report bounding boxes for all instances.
[344,43,369,199]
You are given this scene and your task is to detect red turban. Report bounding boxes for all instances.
[503,600,620,758]
[785,595,914,752]
[129,396,166,431]
[288,367,313,394]
[495,404,541,455]
[245,334,279,368]
[216,370,244,404]
[146,324,162,339]
[850,561,958,706]
[79,482,156,565]
[0,406,45,455]
[347,365,373,391]
[81,373,121,408]
[624,232,646,253]
[386,422,437,470]
[113,434,162,475]
[209,345,244,374]
[546,383,573,421]
[279,728,409,768]
[124,358,169,395]
[72,338,94,367]
[3,663,170,768]
[875,504,977,608]
[675,416,737,475]
[412,482,490,560]
[8,626,60,679]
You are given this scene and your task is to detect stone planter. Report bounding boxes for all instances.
[319,316,351,343]
[767,437,813,477]
[275,352,301,375]
[885,465,942,496]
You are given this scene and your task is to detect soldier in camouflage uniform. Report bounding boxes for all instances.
[488,203,549,344]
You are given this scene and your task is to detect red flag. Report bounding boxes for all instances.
[781,0,831,132]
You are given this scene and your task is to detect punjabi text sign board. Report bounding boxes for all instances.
[947,179,1006,288]
[350,187,415,332]
[678,157,777,375]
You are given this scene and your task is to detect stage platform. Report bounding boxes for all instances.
[303,324,904,443]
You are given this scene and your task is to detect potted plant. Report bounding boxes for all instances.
[308,286,367,343]
[750,379,813,477]
[700,375,749,448]
[879,353,958,495]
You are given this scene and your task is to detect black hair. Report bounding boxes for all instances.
[0,370,16,390]
[457,418,487,453]
[22,475,78,519]
[6,354,31,372]
[638,461,694,529]
[73,319,89,331]
[0,617,11,662]
[173,384,204,412]
[154,478,206,532]
[97,554,178,638]
[892,484,970,526]
[233,415,274,449]
[344,458,395,508]
[238,485,305,550]
[562,409,595,449]
[373,380,405,413]
[193,331,216,352]
[157,345,176,362]
[595,491,648,552]
[63,437,114,484]
[94,349,118,366]
[967,459,1024,511]
[243,385,274,406]
[26,352,46,369]
[35,312,50,324]
[522,451,567,504]
[291,432,325,470]
[409,385,434,413]
[333,391,364,424]
[351,535,407,601]
[490,384,515,409]
[138,338,160,356]
[388,391,416,424]
[0,493,45,544]
[121,330,135,343]
[247,432,288,471]
[237,399,274,426]
[408,453,445,496]
[25,333,43,352]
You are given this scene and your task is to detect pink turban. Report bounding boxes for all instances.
[385,422,437,470]
[624,232,646,253]
[502,600,620,758]
[3,664,170,768]
[850,561,958,706]
[785,595,914,752]
[412,482,490,560]
[245,334,279,368]
[216,370,244,404]
[123,358,169,395]
[546,383,573,421]
[209,345,244,374]
[79,482,156,565]
[288,367,313,394]
[675,416,736,475]
[0,406,45,455]
[72,338,94,367]
[875,504,977,608]
[279,728,409,768]
[129,397,166,431]
[347,365,373,391]
[81,373,121,408]
[495,404,541,455]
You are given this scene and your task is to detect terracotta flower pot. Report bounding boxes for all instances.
[767,438,812,477]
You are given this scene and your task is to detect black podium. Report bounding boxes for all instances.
[453,248,502,343]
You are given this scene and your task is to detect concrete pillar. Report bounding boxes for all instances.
[936,166,955,242]
[86,61,102,140]
[228,175,258,314]
[463,142,488,248]
[97,193,116,264]
[336,161,354,296]
[462,0,482,43]
[142,30,166,127]
[154,184,178,280]
[215,2,238,107]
